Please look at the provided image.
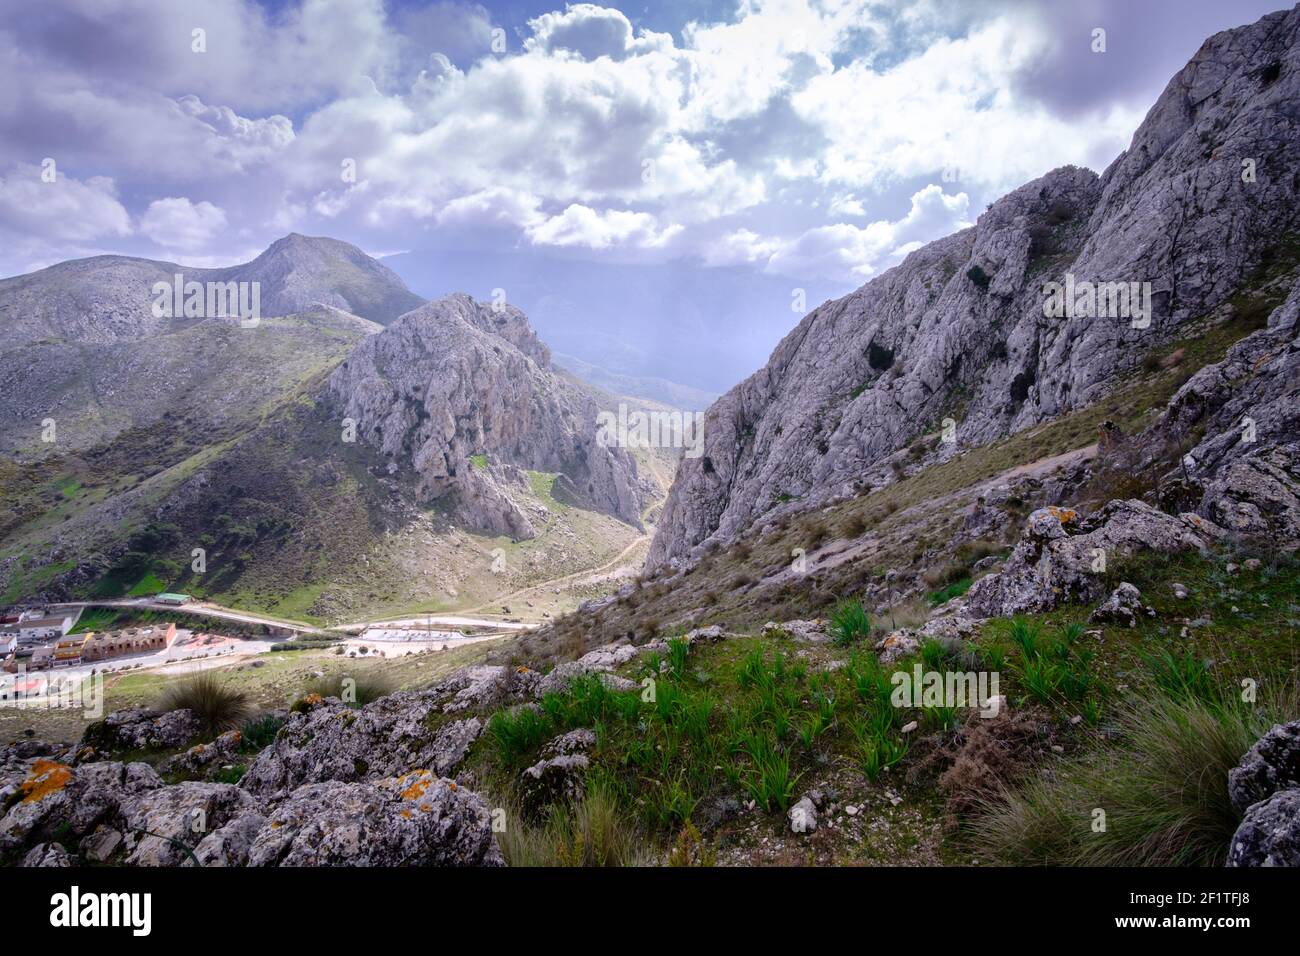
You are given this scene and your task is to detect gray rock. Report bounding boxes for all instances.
[117,782,257,866]
[190,812,267,867]
[789,795,818,833]
[520,754,589,819]
[245,773,503,867]
[875,629,919,663]
[1090,582,1152,628]
[762,619,829,643]
[1229,721,1300,815]
[966,501,1222,618]
[79,826,124,863]
[21,842,72,867]
[240,691,482,797]
[81,707,203,754]
[1228,789,1300,867]
[157,729,243,779]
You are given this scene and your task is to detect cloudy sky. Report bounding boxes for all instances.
[0,0,1286,356]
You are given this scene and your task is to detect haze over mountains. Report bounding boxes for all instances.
[382,249,848,398]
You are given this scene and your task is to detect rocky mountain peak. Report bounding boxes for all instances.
[325,293,643,539]
[648,5,1300,572]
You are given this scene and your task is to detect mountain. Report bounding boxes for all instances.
[325,294,645,539]
[237,234,425,324]
[0,242,656,620]
[0,234,421,460]
[647,5,1300,572]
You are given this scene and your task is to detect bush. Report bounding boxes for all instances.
[160,672,252,736]
[828,600,871,646]
[968,693,1286,866]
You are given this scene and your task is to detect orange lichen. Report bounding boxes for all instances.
[400,770,433,800]
[1045,506,1079,525]
[400,809,414,819]
[20,759,73,803]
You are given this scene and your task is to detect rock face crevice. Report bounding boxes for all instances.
[648,6,1300,571]
[326,293,644,538]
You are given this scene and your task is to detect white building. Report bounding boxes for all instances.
[17,611,76,644]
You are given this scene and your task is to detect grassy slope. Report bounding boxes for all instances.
[464,548,1297,865]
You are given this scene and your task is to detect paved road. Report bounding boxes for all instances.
[46,598,322,634]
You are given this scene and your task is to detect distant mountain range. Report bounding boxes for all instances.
[0,235,660,620]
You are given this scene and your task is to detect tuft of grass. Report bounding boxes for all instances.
[160,672,252,737]
[969,692,1289,866]
[488,705,553,761]
[829,599,871,646]
[239,713,285,751]
[497,781,645,867]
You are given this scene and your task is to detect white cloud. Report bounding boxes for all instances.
[0,165,131,241]
[765,185,972,281]
[526,4,673,60]
[140,197,229,251]
[526,204,682,249]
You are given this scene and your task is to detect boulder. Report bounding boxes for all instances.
[519,754,589,819]
[116,782,257,866]
[1228,721,1300,815]
[1089,582,1152,627]
[245,772,503,867]
[80,707,202,754]
[966,501,1222,619]
[1228,789,1300,867]
[762,619,830,643]
[241,691,482,797]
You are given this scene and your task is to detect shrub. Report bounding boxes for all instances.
[968,693,1285,866]
[160,672,252,736]
[966,264,991,289]
[829,600,871,646]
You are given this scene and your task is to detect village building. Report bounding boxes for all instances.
[16,610,76,644]
[79,623,177,662]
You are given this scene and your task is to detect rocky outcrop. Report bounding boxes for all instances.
[244,772,503,867]
[965,502,1222,619]
[1229,721,1300,815]
[326,293,644,538]
[1228,721,1300,867]
[1149,276,1300,546]
[649,7,1300,571]
[1,660,532,867]
[80,707,203,755]
[240,692,483,797]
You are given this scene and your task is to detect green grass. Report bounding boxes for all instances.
[927,577,973,606]
[828,599,871,645]
[969,690,1294,866]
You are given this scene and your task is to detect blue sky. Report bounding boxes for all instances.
[0,0,1289,388]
